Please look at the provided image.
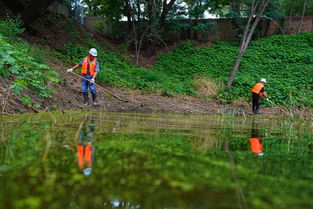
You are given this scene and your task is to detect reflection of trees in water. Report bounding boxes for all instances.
[105,200,141,208]
[190,135,221,152]
[192,119,313,180]
[1,113,313,209]
[0,120,46,172]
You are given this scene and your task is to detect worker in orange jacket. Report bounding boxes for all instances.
[67,48,100,106]
[251,78,269,114]
[249,126,264,156]
[64,119,96,176]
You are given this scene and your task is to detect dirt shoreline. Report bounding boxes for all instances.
[0,15,310,117]
[1,65,312,118]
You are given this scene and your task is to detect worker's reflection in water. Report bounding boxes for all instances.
[249,124,264,156]
[65,118,96,176]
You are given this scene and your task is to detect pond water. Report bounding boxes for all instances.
[0,111,312,209]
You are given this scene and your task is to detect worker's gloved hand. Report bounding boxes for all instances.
[90,78,95,84]
[266,98,269,101]
[67,69,73,73]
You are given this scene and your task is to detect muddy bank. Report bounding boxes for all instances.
[2,66,311,118]
[0,57,311,118]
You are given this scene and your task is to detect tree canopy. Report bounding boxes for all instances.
[80,0,294,41]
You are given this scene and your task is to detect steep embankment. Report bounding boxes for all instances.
[0,13,224,114]
[153,35,313,106]
[0,11,312,116]
[48,12,312,108]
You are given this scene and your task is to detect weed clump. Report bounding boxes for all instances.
[0,17,59,100]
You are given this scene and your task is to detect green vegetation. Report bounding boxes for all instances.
[155,34,313,106]
[279,0,313,16]
[0,17,59,99]
[0,17,25,39]
[60,32,313,106]
[58,40,194,96]
[1,14,312,108]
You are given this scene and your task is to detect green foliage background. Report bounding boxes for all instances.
[1,16,312,108]
[61,33,313,107]
[155,34,313,106]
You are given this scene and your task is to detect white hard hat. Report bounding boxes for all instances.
[89,48,97,57]
[260,78,266,83]
[83,168,92,176]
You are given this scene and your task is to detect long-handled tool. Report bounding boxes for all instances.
[266,99,289,114]
[69,71,126,102]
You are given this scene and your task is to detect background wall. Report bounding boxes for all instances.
[84,16,313,41]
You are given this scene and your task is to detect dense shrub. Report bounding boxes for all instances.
[0,17,25,38]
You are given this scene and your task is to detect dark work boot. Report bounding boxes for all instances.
[91,93,97,106]
[83,93,89,105]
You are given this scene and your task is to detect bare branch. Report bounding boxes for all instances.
[298,0,308,32]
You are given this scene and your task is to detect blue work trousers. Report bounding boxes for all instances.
[82,74,96,94]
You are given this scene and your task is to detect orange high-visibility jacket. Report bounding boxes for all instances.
[249,138,262,154]
[251,83,265,95]
[81,57,97,76]
[77,145,93,168]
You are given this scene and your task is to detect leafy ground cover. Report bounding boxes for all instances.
[60,32,313,107]
[154,34,313,106]
[0,17,59,104]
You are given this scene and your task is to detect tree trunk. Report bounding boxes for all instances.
[263,19,271,36]
[136,28,147,64]
[227,50,245,87]
[298,0,308,33]
[129,0,139,64]
[127,14,132,32]
[159,0,177,28]
[136,0,141,26]
[227,0,270,88]
[125,1,132,32]
[147,0,153,25]
[286,0,295,33]
[230,0,243,36]
[262,16,286,35]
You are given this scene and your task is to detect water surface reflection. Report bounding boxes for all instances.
[0,112,312,209]
[249,123,264,156]
[64,117,96,176]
